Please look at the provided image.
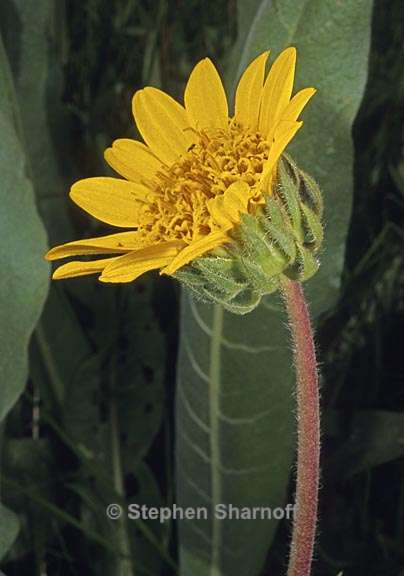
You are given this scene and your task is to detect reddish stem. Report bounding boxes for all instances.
[281,278,320,576]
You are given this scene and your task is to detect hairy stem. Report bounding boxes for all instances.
[281,278,320,576]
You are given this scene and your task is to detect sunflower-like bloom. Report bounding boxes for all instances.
[46,47,318,291]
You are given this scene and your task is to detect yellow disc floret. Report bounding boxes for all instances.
[143,121,270,245]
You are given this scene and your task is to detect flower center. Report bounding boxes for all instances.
[143,121,270,244]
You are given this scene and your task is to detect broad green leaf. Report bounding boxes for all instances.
[5,0,86,414]
[177,295,292,576]
[1,0,71,423]
[60,280,168,574]
[30,285,93,410]
[0,36,49,423]
[0,3,51,563]
[0,503,19,562]
[2,0,74,244]
[69,463,169,576]
[126,463,170,576]
[176,1,373,575]
[63,281,165,467]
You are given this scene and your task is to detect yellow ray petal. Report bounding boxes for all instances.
[99,241,185,283]
[222,180,251,220]
[259,47,297,141]
[45,231,149,261]
[184,58,228,131]
[70,177,152,228]
[207,195,233,230]
[132,87,195,165]
[208,180,251,229]
[261,120,303,184]
[281,87,316,122]
[235,51,270,130]
[162,232,228,276]
[104,139,162,184]
[52,258,115,280]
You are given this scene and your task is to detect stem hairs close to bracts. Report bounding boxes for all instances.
[281,278,320,576]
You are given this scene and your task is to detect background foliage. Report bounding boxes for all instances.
[0,1,403,575]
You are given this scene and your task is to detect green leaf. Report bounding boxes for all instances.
[0,503,19,562]
[30,285,94,411]
[0,35,49,423]
[177,295,293,576]
[69,463,169,576]
[59,280,169,573]
[4,0,91,417]
[176,1,373,575]
[63,281,166,467]
[1,0,75,245]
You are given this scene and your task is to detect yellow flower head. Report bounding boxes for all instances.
[46,47,316,284]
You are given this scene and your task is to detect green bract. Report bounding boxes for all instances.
[175,155,323,314]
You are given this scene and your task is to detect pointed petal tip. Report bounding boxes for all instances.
[52,267,65,280]
[98,274,113,284]
[69,180,80,200]
[253,49,270,65]
[132,84,193,164]
[278,46,297,66]
[235,50,271,130]
[159,266,171,277]
[132,88,142,103]
[188,57,220,80]
[45,245,72,262]
[261,49,270,63]
[282,46,297,65]
[131,89,144,116]
[185,57,229,130]
[142,86,162,96]
[199,56,214,67]
[285,120,303,134]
